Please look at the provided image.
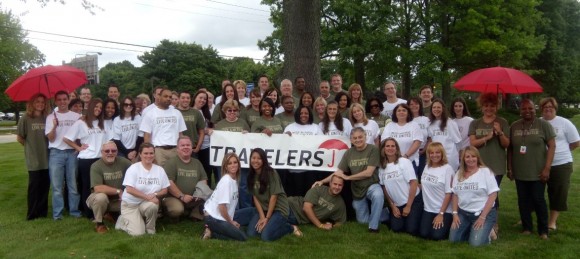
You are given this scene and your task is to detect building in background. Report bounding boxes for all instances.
[64,53,100,85]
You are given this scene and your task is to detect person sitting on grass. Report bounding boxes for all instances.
[287,175,347,230]
[162,136,210,222]
[87,141,131,233]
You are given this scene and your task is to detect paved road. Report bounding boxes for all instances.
[0,134,17,144]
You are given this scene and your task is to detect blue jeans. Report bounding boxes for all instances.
[205,215,247,241]
[247,210,293,241]
[352,183,385,230]
[449,208,497,246]
[48,149,81,219]
[417,153,426,180]
[389,194,423,236]
[238,168,252,209]
[419,211,452,240]
[233,207,256,226]
[516,180,548,235]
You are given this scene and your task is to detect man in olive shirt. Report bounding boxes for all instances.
[315,127,384,232]
[87,141,132,233]
[288,175,347,230]
[276,95,296,129]
[177,91,205,155]
[162,136,209,222]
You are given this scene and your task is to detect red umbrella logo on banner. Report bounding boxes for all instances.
[318,139,349,167]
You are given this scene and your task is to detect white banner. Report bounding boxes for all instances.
[209,131,351,172]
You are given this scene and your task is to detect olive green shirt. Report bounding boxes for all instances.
[240,108,261,127]
[288,185,347,224]
[17,114,48,171]
[367,113,390,129]
[179,108,205,147]
[510,119,556,181]
[90,157,132,191]
[275,112,295,129]
[214,118,250,132]
[338,144,380,199]
[252,170,289,217]
[163,156,207,195]
[251,117,284,134]
[468,117,510,176]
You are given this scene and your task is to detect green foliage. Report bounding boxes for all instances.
[0,8,44,111]
[557,107,580,119]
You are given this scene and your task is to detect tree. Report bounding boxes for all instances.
[0,9,45,113]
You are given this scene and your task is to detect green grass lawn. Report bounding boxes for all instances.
[1,142,580,258]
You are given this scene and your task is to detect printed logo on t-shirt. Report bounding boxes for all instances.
[183,115,196,123]
[388,131,411,138]
[104,171,123,181]
[317,197,335,211]
[155,116,177,124]
[384,170,402,180]
[138,177,161,185]
[121,123,138,132]
[513,129,539,137]
[422,173,439,184]
[454,181,478,191]
[349,158,369,167]
[59,119,76,127]
[177,168,198,178]
[31,123,45,130]
[475,128,493,136]
[87,127,103,135]
[431,129,448,137]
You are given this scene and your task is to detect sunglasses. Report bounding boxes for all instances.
[103,149,118,154]
[370,104,380,108]
[123,103,133,107]
[226,109,239,113]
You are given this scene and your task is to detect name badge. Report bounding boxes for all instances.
[520,146,527,154]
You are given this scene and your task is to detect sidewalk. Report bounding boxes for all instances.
[0,134,17,144]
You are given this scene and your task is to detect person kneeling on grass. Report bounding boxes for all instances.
[162,136,210,222]
[287,175,347,230]
[87,141,131,233]
[202,153,251,241]
[115,143,170,236]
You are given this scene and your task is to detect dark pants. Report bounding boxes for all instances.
[494,175,504,209]
[247,210,293,241]
[27,169,50,220]
[205,215,247,241]
[417,152,426,181]
[198,148,216,188]
[238,168,252,209]
[515,180,548,235]
[419,211,452,240]
[389,194,423,236]
[78,158,99,218]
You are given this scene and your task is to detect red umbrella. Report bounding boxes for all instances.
[5,65,87,101]
[453,66,542,94]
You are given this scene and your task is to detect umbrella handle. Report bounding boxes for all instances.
[53,110,59,127]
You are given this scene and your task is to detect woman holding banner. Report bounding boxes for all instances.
[251,97,283,136]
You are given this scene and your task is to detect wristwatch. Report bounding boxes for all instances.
[116,189,121,194]
[452,211,458,215]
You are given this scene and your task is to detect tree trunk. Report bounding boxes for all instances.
[353,55,366,89]
[282,0,322,95]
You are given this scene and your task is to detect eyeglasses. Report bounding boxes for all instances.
[123,103,133,107]
[370,104,380,108]
[226,109,239,113]
[103,149,118,154]
[543,105,555,109]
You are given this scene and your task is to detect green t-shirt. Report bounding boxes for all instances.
[367,113,390,128]
[163,156,208,195]
[339,108,350,120]
[251,117,284,134]
[179,108,205,147]
[288,185,347,224]
[17,114,49,171]
[211,103,224,124]
[510,119,556,181]
[90,157,132,191]
[214,118,250,132]
[423,104,432,118]
[275,112,295,130]
[240,108,261,127]
[251,170,289,217]
[468,117,510,176]
[338,144,380,199]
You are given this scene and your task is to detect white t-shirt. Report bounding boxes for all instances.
[378,157,420,207]
[204,174,238,221]
[428,119,461,171]
[122,162,170,205]
[354,120,380,145]
[238,97,250,107]
[319,118,352,137]
[543,116,580,166]
[284,123,322,136]
[421,164,454,213]
[381,98,407,118]
[45,111,81,150]
[64,120,107,159]
[104,119,115,141]
[214,95,222,106]
[113,115,143,150]
[139,105,187,147]
[452,167,499,213]
[412,116,430,149]
[381,121,422,163]
[453,116,474,151]
[275,106,285,115]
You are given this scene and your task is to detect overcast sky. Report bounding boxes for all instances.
[4,0,274,68]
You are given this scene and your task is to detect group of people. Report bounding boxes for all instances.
[16,74,578,246]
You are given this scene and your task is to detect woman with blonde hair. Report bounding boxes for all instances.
[348,83,365,106]
[17,93,51,220]
[349,103,379,146]
[312,97,327,124]
[233,80,250,107]
[449,146,499,246]
[419,142,454,240]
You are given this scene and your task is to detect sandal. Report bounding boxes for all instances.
[292,225,303,237]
